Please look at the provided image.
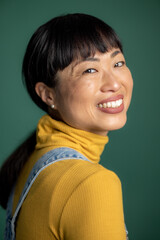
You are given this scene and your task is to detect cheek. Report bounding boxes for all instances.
[123,72,133,110]
[65,80,97,105]
[127,73,133,96]
[55,84,81,114]
[123,70,133,93]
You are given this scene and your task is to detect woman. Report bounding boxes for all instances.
[0,13,133,239]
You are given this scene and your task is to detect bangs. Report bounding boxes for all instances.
[48,14,123,72]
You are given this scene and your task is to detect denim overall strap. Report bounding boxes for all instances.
[5,147,91,240]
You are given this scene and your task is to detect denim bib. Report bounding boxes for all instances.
[5,147,91,240]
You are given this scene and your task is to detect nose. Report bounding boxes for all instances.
[100,71,121,93]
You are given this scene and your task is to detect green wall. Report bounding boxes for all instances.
[0,0,160,239]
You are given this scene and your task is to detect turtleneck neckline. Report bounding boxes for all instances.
[36,115,109,163]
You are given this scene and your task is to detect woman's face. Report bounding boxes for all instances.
[54,48,133,136]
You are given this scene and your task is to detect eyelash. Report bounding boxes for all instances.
[114,61,125,67]
[83,68,97,74]
[83,61,125,74]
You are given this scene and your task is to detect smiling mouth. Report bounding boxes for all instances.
[97,99,123,109]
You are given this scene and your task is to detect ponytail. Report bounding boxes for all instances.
[0,130,36,209]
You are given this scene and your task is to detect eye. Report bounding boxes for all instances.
[114,61,125,67]
[83,68,97,74]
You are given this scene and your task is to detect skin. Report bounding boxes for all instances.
[35,48,133,136]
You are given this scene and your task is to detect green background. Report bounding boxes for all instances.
[0,0,160,239]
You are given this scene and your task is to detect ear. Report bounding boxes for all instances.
[35,82,57,109]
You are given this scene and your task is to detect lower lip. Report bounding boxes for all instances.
[97,102,124,114]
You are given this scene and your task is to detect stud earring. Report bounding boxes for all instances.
[51,104,55,109]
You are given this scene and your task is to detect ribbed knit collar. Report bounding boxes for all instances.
[36,115,109,163]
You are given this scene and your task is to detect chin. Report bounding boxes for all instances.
[104,115,127,132]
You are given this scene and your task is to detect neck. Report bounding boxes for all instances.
[36,115,109,163]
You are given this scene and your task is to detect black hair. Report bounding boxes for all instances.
[23,13,122,112]
[0,13,123,209]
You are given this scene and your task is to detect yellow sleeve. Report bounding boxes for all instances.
[59,169,126,240]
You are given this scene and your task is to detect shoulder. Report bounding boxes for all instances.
[38,157,121,195]
[64,161,122,198]
[44,157,120,186]
[59,162,123,218]
[43,159,122,231]
[29,157,122,208]
[57,164,126,240]
[46,158,122,205]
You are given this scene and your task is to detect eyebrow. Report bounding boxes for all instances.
[110,50,121,58]
[72,50,121,71]
[72,57,100,72]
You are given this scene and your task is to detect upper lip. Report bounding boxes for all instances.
[97,94,124,105]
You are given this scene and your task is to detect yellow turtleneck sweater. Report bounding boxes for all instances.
[13,115,126,240]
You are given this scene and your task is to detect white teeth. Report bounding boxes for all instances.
[112,102,116,108]
[107,102,112,108]
[98,99,123,108]
[103,103,107,108]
